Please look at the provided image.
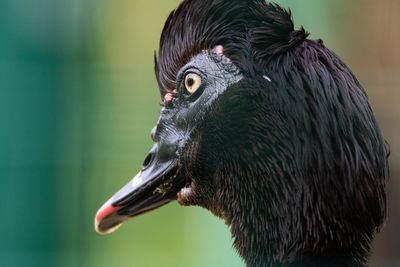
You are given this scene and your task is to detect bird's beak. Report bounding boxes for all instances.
[95,146,184,234]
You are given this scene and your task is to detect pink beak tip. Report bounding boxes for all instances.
[95,198,122,234]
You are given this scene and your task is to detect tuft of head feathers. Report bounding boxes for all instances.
[155,0,308,96]
[153,1,388,266]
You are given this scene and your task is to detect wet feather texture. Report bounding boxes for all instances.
[97,1,389,266]
[156,1,388,266]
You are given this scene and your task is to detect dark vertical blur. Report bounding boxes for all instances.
[0,1,398,267]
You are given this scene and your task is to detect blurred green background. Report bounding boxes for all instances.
[1,0,399,267]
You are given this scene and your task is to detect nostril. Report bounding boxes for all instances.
[142,153,153,169]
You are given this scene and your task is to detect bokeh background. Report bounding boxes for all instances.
[1,0,399,266]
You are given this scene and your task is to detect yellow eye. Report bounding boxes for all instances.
[184,73,202,94]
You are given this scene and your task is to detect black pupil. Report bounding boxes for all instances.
[187,78,194,87]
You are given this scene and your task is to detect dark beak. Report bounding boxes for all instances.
[95,145,184,234]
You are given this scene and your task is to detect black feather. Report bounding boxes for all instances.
[156,0,307,96]
[155,1,388,266]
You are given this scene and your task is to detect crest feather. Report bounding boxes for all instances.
[155,0,306,96]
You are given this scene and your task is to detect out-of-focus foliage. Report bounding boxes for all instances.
[0,1,398,267]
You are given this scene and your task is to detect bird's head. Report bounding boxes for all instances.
[95,0,388,265]
[95,45,244,234]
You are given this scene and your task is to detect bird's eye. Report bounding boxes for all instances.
[184,73,202,95]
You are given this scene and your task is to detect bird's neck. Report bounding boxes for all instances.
[282,256,368,267]
[232,231,367,267]
[228,212,369,267]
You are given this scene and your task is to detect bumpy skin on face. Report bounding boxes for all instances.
[96,1,388,266]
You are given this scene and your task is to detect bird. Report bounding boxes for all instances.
[94,1,389,266]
